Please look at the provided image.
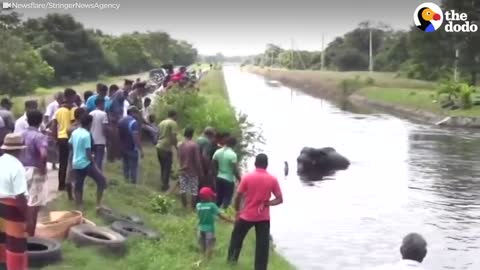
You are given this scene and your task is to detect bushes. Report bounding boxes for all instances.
[154,71,263,162]
[437,81,476,109]
[338,77,364,96]
[149,194,175,214]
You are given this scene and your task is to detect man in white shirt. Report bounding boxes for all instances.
[43,92,63,170]
[43,92,63,126]
[14,100,38,134]
[89,97,109,171]
[375,233,428,270]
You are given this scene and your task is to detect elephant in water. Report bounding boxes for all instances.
[296,147,350,181]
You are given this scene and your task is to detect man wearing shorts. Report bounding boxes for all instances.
[20,110,48,236]
[69,114,107,210]
[178,127,204,209]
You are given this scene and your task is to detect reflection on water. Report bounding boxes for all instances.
[222,66,480,270]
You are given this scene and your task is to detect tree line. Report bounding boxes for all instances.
[0,12,198,96]
[245,0,479,85]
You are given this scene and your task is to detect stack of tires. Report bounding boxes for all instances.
[29,208,161,267]
[67,207,160,255]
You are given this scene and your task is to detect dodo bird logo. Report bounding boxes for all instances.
[414,3,444,32]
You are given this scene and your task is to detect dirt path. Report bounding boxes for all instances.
[45,163,60,203]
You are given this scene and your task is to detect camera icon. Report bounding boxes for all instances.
[2,2,12,9]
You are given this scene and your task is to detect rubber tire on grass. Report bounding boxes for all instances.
[27,237,62,268]
[111,221,160,240]
[96,207,143,225]
[68,224,126,255]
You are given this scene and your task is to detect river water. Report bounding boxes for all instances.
[222,66,480,270]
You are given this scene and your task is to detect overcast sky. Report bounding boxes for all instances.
[12,0,441,56]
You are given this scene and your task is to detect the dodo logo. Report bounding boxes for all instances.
[414,3,444,32]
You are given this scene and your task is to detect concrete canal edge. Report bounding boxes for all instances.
[246,66,480,129]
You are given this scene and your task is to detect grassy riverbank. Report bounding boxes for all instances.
[249,67,480,118]
[40,70,294,270]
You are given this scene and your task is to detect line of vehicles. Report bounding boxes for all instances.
[146,64,204,93]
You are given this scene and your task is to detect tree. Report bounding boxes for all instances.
[442,0,480,84]
[138,31,173,66]
[110,35,152,74]
[374,31,410,72]
[21,14,109,82]
[0,29,53,96]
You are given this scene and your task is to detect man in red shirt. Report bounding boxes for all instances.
[227,153,283,270]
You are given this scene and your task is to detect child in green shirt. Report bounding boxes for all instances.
[196,187,233,259]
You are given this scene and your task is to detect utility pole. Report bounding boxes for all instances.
[290,38,294,70]
[454,48,459,82]
[321,34,325,71]
[292,39,306,70]
[369,28,373,73]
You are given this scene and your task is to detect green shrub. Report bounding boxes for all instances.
[339,78,363,96]
[149,194,175,214]
[459,83,475,109]
[364,77,375,86]
[437,81,475,109]
[154,81,264,162]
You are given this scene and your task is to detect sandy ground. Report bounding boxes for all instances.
[45,163,60,203]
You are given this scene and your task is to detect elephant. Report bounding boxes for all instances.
[296,147,350,180]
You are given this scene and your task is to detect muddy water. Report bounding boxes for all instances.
[222,66,480,270]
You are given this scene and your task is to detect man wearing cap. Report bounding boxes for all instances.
[14,100,39,134]
[227,153,283,270]
[0,133,29,270]
[118,106,144,184]
[128,81,147,110]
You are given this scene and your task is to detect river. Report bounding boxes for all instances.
[222,66,480,270]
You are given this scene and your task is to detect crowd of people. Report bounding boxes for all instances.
[0,78,161,269]
[0,64,429,270]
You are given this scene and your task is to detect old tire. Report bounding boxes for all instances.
[27,237,62,268]
[111,221,160,240]
[97,207,143,225]
[68,224,126,255]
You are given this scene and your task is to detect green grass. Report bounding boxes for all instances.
[359,87,480,117]
[39,71,294,270]
[259,67,436,90]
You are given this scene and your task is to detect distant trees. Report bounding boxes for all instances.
[0,30,54,96]
[251,0,480,84]
[0,12,198,96]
